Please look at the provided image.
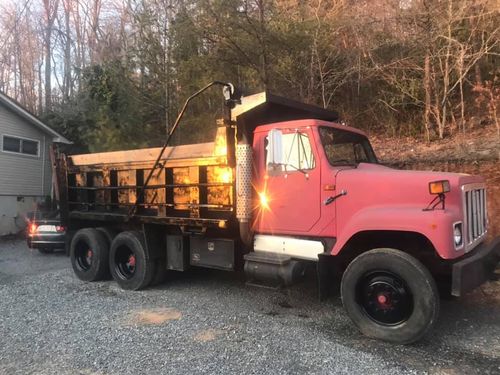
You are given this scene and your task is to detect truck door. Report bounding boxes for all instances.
[255,128,321,234]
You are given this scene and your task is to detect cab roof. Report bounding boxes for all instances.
[253,119,368,138]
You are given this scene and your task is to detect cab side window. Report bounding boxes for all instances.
[265,131,315,172]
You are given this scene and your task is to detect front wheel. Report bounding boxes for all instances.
[341,248,439,344]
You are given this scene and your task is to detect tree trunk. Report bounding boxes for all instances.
[89,0,102,64]
[163,0,173,137]
[43,0,59,111]
[63,0,72,101]
[458,48,465,134]
[72,0,83,86]
[38,62,43,113]
[44,26,52,110]
[474,63,482,86]
[424,52,432,142]
[258,0,269,88]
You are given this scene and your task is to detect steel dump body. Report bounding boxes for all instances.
[65,140,235,228]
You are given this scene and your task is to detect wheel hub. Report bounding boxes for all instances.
[86,249,93,265]
[127,255,136,269]
[358,272,413,326]
[115,247,137,280]
[376,293,389,306]
[74,240,93,272]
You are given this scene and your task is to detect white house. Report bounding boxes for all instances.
[0,92,70,235]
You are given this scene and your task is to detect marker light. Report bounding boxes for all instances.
[429,180,450,195]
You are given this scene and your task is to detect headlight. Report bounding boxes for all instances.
[453,222,463,248]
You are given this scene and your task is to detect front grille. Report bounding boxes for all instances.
[462,184,487,250]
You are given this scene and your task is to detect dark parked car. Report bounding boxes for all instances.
[26,212,66,253]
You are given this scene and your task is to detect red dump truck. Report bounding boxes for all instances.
[48,82,499,344]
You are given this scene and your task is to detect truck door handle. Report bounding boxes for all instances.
[324,190,347,205]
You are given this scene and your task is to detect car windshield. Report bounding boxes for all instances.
[318,126,378,166]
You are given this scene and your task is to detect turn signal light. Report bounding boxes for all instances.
[429,180,450,195]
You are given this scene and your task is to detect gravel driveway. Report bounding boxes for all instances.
[0,237,499,375]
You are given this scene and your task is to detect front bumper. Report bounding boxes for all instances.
[451,237,500,296]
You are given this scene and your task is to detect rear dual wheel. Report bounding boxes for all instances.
[341,248,439,344]
[109,231,162,291]
[70,228,168,290]
[70,228,110,282]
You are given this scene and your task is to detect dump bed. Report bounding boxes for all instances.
[64,137,234,228]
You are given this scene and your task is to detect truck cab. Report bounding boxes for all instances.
[251,119,487,261]
[253,120,376,242]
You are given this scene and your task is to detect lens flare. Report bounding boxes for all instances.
[219,169,232,183]
[259,192,269,209]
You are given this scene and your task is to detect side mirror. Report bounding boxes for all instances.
[267,129,283,168]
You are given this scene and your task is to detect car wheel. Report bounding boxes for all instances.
[70,228,110,282]
[341,248,439,344]
[109,231,155,291]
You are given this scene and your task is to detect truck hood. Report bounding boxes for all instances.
[335,163,483,210]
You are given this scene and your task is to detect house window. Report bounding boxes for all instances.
[2,135,39,156]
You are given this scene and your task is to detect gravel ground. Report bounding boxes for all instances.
[0,237,499,375]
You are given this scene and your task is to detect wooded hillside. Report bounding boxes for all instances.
[0,0,498,152]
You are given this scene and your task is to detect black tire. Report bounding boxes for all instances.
[38,248,54,254]
[341,248,439,344]
[93,227,116,280]
[96,227,117,247]
[109,231,155,290]
[70,228,110,282]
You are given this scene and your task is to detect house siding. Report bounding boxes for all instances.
[0,195,42,234]
[0,102,52,196]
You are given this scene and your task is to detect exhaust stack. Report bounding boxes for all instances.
[236,143,253,248]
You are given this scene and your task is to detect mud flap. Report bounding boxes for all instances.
[318,253,341,301]
[142,223,166,260]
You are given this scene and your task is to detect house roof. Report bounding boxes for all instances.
[0,91,71,144]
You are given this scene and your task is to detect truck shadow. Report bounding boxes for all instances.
[153,265,500,374]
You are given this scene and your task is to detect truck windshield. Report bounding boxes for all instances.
[318,126,378,166]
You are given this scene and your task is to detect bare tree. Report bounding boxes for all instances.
[61,0,73,101]
[42,0,60,110]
